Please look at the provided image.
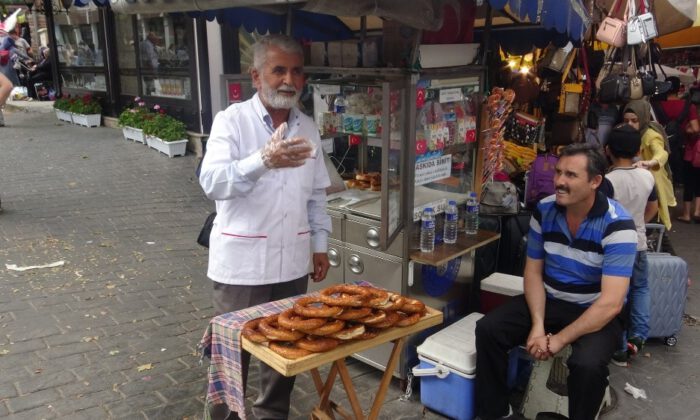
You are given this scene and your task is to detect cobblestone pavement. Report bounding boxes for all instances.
[1,102,699,419]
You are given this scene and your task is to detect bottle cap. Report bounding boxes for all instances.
[424,207,433,212]
[448,200,456,205]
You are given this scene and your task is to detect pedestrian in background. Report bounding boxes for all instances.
[198,34,331,420]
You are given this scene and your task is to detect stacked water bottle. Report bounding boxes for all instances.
[419,192,479,253]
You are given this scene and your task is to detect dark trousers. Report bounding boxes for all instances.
[682,160,700,202]
[475,295,624,420]
[210,275,309,420]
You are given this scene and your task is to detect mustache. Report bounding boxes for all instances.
[277,84,297,94]
[555,185,569,193]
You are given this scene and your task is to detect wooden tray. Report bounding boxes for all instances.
[242,306,444,377]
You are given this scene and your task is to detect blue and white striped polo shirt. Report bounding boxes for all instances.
[527,192,637,306]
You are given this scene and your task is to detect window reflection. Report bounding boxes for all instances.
[137,15,190,71]
[54,7,103,67]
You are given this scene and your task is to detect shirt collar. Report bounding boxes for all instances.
[252,92,299,132]
[553,190,608,218]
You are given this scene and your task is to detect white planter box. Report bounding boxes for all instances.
[122,126,146,144]
[72,113,101,127]
[146,135,188,158]
[55,109,72,123]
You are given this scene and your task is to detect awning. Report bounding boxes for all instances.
[487,0,590,42]
[189,8,354,41]
[108,0,452,31]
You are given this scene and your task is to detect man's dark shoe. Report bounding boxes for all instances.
[611,349,629,367]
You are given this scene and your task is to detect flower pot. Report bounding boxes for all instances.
[72,113,101,127]
[122,126,146,144]
[146,135,188,158]
[55,109,73,123]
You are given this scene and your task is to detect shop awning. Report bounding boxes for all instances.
[487,0,590,42]
[190,8,354,42]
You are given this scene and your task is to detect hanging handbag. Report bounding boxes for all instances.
[599,72,631,103]
[540,42,575,73]
[197,211,217,248]
[628,48,644,100]
[480,181,519,215]
[596,0,628,47]
[628,0,658,45]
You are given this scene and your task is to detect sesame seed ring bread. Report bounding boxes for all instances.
[375,293,406,311]
[296,336,341,353]
[319,285,371,307]
[354,327,381,341]
[371,311,401,329]
[241,317,268,344]
[395,311,422,327]
[334,306,372,321]
[269,341,312,359]
[277,308,328,332]
[306,319,346,336]
[330,323,366,340]
[293,297,343,318]
[257,315,305,342]
[357,309,387,325]
[399,298,426,314]
[364,287,390,308]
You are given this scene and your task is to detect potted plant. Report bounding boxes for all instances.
[118,97,153,144]
[69,94,102,127]
[142,109,189,158]
[53,95,73,123]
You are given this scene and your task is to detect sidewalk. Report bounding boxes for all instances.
[1,102,698,419]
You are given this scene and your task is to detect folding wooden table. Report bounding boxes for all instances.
[242,306,443,420]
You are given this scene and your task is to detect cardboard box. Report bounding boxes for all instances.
[418,43,480,68]
[341,41,359,67]
[361,38,379,67]
[327,41,343,67]
[309,42,326,66]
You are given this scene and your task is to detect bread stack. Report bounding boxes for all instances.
[345,172,381,191]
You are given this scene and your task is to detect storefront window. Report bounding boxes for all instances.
[137,14,190,71]
[54,6,104,68]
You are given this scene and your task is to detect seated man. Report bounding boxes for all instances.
[475,143,638,420]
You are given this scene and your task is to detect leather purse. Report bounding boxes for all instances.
[599,73,631,103]
[596,0,627,47]
[628,48,644,100]
[197,212,217,248]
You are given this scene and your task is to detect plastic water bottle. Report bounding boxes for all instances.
[420,207,436,253]
[334,95,346,113]
[465,192,479,235]
[443,200,459,244]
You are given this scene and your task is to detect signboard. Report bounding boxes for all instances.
[415,154,452,186]
[413,199,447,222]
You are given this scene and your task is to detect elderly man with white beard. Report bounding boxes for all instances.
[198,34,331,420]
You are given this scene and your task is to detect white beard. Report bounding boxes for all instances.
[260,80,301,110]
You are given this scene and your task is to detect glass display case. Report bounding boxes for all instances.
[61,72,107,92]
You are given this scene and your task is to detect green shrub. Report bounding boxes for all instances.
[53,96,72,111]
[118,97,154,129]
[68,94,102,115]
[142,113,187,142]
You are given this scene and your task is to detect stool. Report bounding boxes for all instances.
[520,345,611,420]
[480,272,524,313]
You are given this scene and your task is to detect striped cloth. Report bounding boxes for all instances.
[198,282,372,419]
[199,297,294,420]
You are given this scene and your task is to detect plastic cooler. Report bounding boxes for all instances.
[413,312,484,420]
[480,272,524,313]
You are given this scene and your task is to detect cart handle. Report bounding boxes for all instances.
[412,364,450,379]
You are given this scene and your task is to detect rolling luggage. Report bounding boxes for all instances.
[647,252,689,346]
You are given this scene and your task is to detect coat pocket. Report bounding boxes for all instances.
[218,230,268,279]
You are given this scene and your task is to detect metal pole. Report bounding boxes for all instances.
[44,0,62,97]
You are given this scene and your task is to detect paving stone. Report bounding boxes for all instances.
[143,398,205,420]
[6,388,61,413]
[105,392,166,418]
[16,370,76,395]
[5,405,57,420]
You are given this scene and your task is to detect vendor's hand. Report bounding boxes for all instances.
[633,160,656,170]
[262,137,312,168]
[546,333,566,356]
[526,325,549,360]
[311,252,330,282]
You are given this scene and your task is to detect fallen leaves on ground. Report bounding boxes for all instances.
[137,363,154,372]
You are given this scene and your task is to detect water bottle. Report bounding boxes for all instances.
[420,207,436,253]
[333,95,346,114]
[443,200,459,244]
[465,192,479,235]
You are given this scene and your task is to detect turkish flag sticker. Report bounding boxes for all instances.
[228,82,242,103]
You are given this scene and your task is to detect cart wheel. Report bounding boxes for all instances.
[665,336,678,346]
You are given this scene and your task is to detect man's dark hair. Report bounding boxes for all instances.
[667,76,681,94]
[559,143,607,181]
[607,123,641,159]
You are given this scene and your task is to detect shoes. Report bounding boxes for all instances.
[611,349,629,367]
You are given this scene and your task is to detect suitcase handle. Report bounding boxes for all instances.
[645,223,666,253]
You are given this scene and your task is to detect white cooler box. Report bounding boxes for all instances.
[413,312,484,420]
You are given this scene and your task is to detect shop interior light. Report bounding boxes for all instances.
[519,65,530,74]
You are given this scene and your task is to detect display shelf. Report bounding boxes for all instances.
[410,229,501,267]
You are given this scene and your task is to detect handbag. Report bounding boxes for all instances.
[480,181,519,215]
[540,43,575,73]
[693,139,700,168]
[558,48,583,115]
[596,0,628,47]
[628,48,644,100]
[197,211,217,248]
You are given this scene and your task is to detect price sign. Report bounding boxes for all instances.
[415,154,452,186]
